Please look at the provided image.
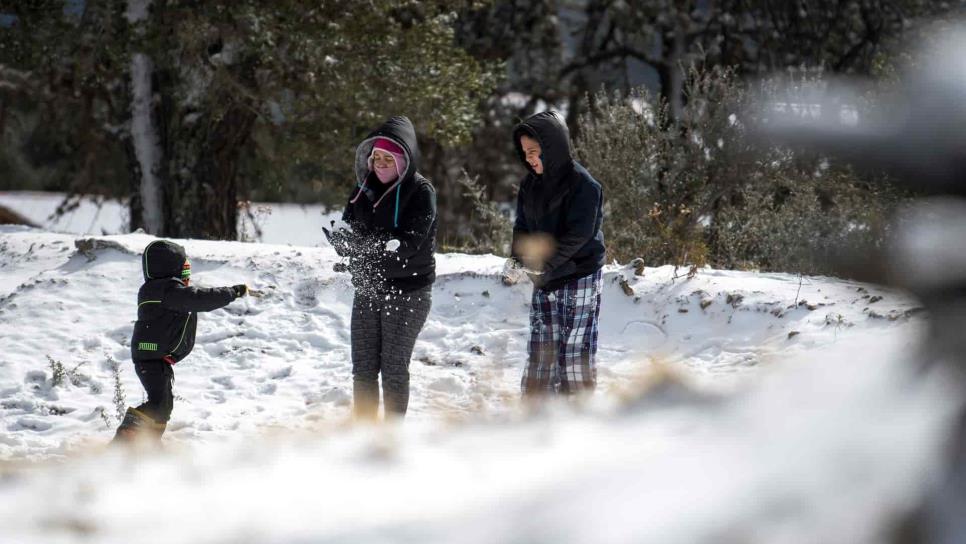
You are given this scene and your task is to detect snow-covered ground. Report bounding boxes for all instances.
[0,223,959,543]
[0,191,336,247]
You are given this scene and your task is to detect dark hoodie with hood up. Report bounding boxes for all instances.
[130,240,239,363]
[511,111,605,291]
[337,116,437,295]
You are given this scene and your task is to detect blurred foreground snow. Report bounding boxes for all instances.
[0,227,957,543]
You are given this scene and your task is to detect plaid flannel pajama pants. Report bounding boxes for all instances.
[522,268,603,395]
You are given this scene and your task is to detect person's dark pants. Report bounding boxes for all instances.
[351,286,432,419]
[133,359,175,425]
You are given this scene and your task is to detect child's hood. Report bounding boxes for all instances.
[142,240,187,282]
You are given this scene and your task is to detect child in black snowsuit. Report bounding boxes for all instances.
[113,240,248,441]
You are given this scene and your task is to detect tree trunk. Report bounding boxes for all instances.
[659,17,686,123]
[126,0,164,235]
[125,0,256,241]
[157,81,256,240]
[669,24,685,122]
[421,137,466,248]
[129,52,165,235]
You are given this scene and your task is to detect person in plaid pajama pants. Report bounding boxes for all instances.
[507,111,606,397]
[523,269,603,394]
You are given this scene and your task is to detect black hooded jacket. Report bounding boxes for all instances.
[337,116,438,295]
[511,111,605,291]
[130,240,238,363]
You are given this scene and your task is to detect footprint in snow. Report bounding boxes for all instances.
[293,279,322,308]
[11,416,53,432]
[320,387,351,406]
[269,366,293,380]
[428,376,466,394]
[303,387,351,407]
[205,390,227,404]
[210,376,235,390]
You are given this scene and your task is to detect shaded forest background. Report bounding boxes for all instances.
[1,0,964,273]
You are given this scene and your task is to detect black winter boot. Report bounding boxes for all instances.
[112,407,166,443]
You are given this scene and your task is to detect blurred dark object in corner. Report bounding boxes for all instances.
[758,29,966,199]
[755,27,966,544]
[0,203,37,228]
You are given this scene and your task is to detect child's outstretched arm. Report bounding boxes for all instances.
[162,283,247,313]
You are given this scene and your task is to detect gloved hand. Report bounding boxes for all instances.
[231,284,248,298]
[323,221,353,256]
[501,257,526,286]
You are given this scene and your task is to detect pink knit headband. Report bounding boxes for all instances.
[373,138,404,155]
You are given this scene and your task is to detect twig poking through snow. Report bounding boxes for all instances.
[795,274,804,305]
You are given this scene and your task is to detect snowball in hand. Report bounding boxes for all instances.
[385,239,401,252]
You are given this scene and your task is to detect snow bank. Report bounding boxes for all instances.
[0,227,956,543]
[0,191,339,247]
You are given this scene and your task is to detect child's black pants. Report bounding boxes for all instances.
[134,360,174,424]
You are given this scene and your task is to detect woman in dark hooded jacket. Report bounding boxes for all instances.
[508,110,605,396]
[324,116,437,419]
